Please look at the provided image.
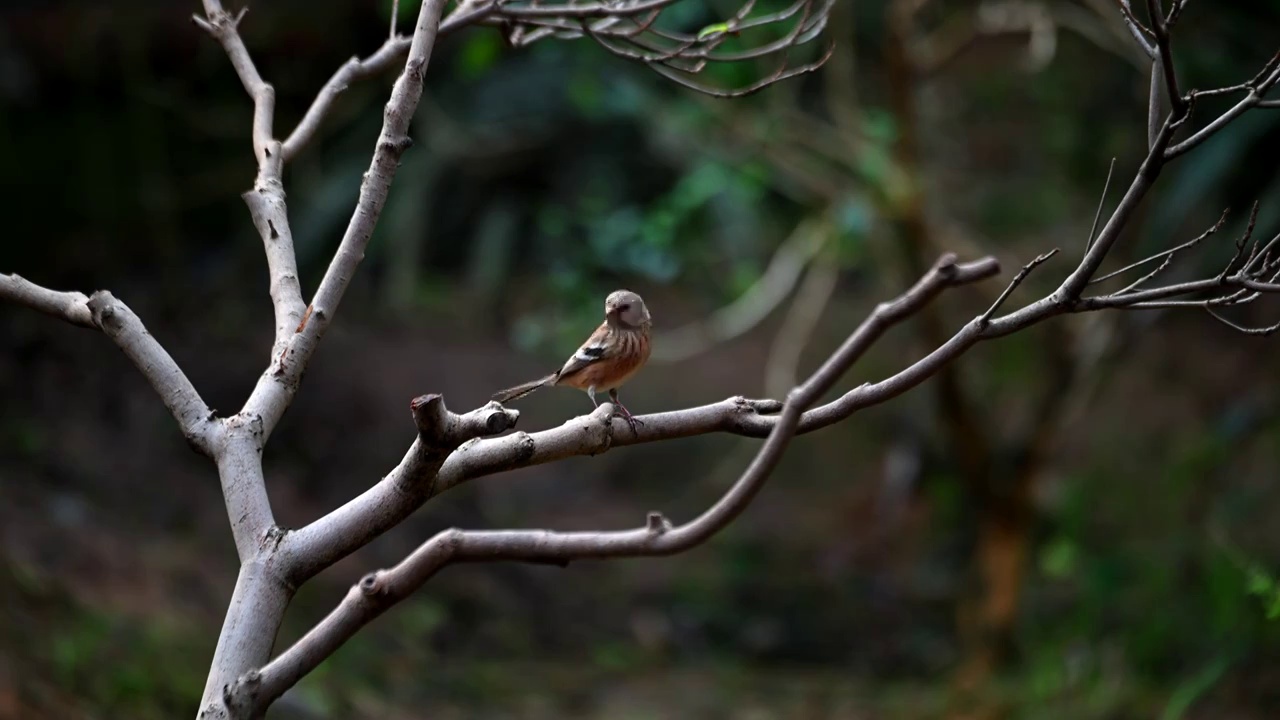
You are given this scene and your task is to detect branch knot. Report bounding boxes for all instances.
[646,512,672,535]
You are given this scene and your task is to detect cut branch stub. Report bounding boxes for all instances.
[411,393,519,449]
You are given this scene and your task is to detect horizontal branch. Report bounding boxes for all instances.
[0,274,219,455]
[228,252,1000,713]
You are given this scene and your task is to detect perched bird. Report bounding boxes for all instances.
[493,289,652,431]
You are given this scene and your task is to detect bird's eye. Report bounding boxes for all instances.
[618,303,630,311]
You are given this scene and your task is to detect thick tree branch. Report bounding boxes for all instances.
[0,274,219,455]
[274,255,998,588]
[229,252,999,712]
[193,2,453,715]
[239,0,452,444]
[241,149,306,357]
[275,187,1280,593]
[217,421,278,561]
[278,395,519,584]
[199,560,293,708]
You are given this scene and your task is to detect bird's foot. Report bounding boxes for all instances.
[613,403,644,433]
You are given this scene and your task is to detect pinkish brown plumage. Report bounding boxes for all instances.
[493,290,652,431]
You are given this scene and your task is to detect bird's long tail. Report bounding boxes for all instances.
[492,373,558,403]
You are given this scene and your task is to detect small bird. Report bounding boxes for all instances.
[493,289,652,431]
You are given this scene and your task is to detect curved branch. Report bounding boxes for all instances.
[0,275,219,455]
[273,253,998,589]
[228,252,999,712]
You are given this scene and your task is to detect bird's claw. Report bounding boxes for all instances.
[613,404,644,433]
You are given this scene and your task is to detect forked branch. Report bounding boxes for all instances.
[227,252,1000,714]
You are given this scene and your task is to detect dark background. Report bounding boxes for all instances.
[3,1,1280,718]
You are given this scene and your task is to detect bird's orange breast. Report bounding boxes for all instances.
[557,329,650,391]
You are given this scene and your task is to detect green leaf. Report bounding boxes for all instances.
[697,21,732,40]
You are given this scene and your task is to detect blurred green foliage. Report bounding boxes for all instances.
[2,1,1280,719]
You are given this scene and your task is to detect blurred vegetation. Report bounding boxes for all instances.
[2,1,1280,718]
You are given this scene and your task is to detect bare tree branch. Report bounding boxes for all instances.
[1113,0,1156,57]
[1144,0,1184,116]
[193,3,274,165]
[278,395,519,584]
[241,150,306,358]
[1091,207,1227,289]
[238,0,453,444]
[0,274,219,455]
[229,252,999,713]
[493,0,837,97]
[979,249,1060,325]
[0,273,95,327]
[280,36,412,162]
[191,0,454,713]
[7,2,1272,718]
[255,16,1280,600]
[1166,52,1280,159]
[196,2,306,357]
[1084,157,1118,253]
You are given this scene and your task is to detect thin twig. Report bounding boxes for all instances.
[1113,0,1155,57]
[980,249,1060,325]
[1085,157,1117,254]
[1090,207,1228,286]
[1216,201,1260,283]
[1205,306,1280,336]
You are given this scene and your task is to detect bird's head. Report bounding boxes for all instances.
[604,290,650,329]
